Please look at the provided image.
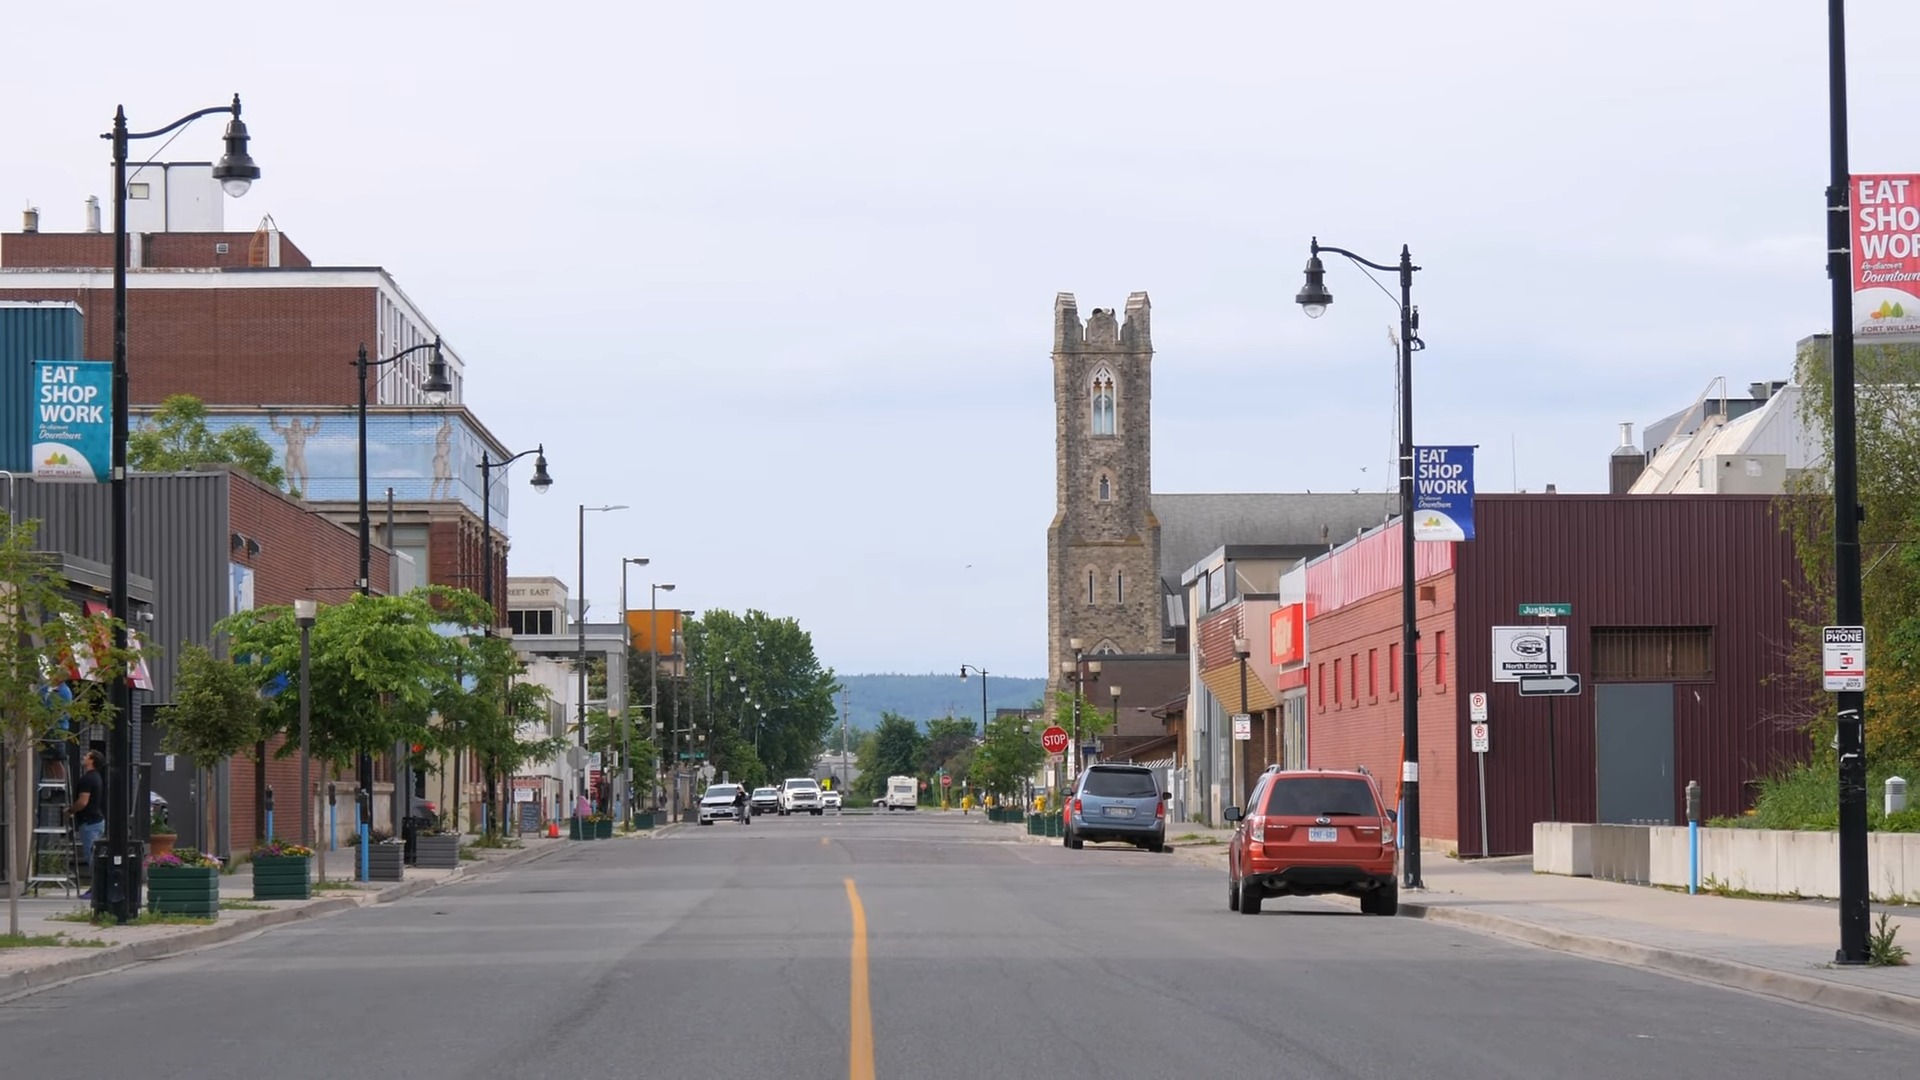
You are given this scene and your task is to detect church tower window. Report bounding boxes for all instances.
[1098,475,1111,502]
[1091,368,1116,436]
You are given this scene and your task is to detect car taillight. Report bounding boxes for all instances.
[1155,798,1165,820]
[1249,818,1265,843]
[1071,798,1083,816]
[1381,821,1395,846]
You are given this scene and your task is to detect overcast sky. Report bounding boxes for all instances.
[6,2,1916,679]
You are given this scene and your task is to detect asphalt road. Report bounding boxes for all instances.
[5,813,1918,1079]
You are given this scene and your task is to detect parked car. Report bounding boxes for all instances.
[821,790,842,811]
[699,784,745,825]
[750,787,782,815]
[1225,767,1398,916]
[780,777,823,816]
[1063,763,1167,852]
[408,795,440,830]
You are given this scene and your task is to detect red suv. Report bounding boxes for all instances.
[1225,767,1398,916]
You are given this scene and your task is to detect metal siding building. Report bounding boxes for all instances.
[1452,494,1808,856]
[0,301,86,473]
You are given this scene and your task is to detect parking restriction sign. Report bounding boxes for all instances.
[1470,723,1490,754]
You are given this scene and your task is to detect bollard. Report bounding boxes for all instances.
[327,782,338,852]
[357,788,372,883]
[264,784,275,843]
[1887,776,1908,818]
[1686,780,1702,896]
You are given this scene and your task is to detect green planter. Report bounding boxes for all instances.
[596,819,614,839]
[569,817,585,840]
[632,811,655,830]
[251,855,312,901]
[148,865,220,916]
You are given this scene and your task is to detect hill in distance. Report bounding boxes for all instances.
[832,672,1048,734]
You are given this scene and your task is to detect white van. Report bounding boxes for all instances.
[883,775,918,811]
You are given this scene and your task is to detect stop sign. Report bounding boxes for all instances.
[941,774,952,787]
[1040,726,1070,755]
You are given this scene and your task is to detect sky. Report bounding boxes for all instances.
[5,2,1916,680]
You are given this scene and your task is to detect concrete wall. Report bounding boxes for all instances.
[1535,822,1920,902]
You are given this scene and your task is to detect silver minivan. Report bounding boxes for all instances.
[1064,764,1168,852]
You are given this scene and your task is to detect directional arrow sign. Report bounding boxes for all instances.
[1518,674,1582,697]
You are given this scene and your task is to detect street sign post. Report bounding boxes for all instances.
[1823,625,1866,692]
[1518,674,1582,697]
[1231,714,1252,741]
[1519,602,1571,618]
[1470,720,1491,858]
[1040,726,1070,755]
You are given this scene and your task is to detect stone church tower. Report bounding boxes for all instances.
[1046,292,1164,710]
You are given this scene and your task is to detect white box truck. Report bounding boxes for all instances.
[883,775,918,811]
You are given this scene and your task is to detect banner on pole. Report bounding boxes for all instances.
[1413,445,1475,542]
[1853,174,1920,344]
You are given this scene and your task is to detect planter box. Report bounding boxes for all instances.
[632,812,655,830]
[414,834,461,870]
[596,819,614,839]
[1532,822,1594,877]
[569,817,586,840]
[357,843,406,882]
[251,855,312,900]
[148,865,219,916]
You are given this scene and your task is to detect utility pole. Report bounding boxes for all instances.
[840,688,851,789]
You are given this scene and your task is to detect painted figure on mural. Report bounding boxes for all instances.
[267,414,321,495]
[429,416,455,500]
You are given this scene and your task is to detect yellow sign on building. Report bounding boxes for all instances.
[624,608,684,656]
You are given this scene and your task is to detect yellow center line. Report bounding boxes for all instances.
[845,877,875,1080]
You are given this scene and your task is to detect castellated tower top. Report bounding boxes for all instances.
[1054,291,1151,353]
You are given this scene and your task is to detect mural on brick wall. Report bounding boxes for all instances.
[132,411,512,525]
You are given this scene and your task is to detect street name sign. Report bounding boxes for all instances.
[1518,603,1571,618]
[1518,674,1582,697]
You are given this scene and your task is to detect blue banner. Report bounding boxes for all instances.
[31,359,111,482]
[1413,445,1475,542]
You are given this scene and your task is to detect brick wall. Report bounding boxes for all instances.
[1306,571,1459,840]
[223,469,389,850]
[1,230,312,269]
[0,284,376,405]
[428,513,492,597]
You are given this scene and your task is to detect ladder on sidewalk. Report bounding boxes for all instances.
[28,771,78,897]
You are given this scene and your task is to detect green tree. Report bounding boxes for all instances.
[0,513,134,936]
[853,712,924,801]
[128,394,286,489]
[971,713,1046,803]
[162,644,267,847]
[436,631,563,837]
[1786,340,1920,761]
[681,608,840,784]
[920,716,977,774]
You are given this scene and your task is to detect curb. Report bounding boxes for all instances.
[0,841,566,1001]
[1383,897,1920,1033]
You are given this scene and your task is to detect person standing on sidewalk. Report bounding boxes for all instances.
[70,750,105,899]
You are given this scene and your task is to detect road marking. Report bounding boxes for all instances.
[845,878,875,1080]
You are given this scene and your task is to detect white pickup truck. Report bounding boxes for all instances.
[882,775,918,811]
[780,777,823,816]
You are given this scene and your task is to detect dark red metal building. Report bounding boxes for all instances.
[1305,494,1810,856]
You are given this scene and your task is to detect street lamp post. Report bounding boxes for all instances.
[1058,639,1101,788]
[616,558,652,823]
[295,600,316,859]
[1297,236,1426,891]
[1824,0,1870,965]
[577,504,628,809]
[649,583,675,820]
[103,95,258,924]
[960,665,989,737]
[475,445,552,837]
[1108,684,1121,763]
[1233,637,1251,809]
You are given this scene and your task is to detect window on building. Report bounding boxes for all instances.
[1333,658,1342,705]
[1317,663,1327,710]
[1087,570,1096,606]
[1098,475,1111,501]
[1435,630,1447,687]
[1368,648,1378,698]
[1349,654,1358,701]
[508,609,556,636]
[1592,627,1714,681]
[1116,570,1124,605]
[1388,642,1399,693]
[1091,368,1117,436]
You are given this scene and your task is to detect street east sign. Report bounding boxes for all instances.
[1518,674,1582,697]
[1470,722,1490,754]
[1823,625,1867,692]
[1518,602,1571,618]
[1232,714,1252,741]
[1040,726,1071,755]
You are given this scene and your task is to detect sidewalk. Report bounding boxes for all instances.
[1013,819,1920,1030]
[0,832,575,1000]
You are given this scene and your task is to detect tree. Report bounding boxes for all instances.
[434,630,562,837]
[920,716,977,774]
[681,608,840,784]
[128,394,286,489]
[0,513,133,936]
[1786,340,1920,761]
[162,644,267,849]
[971,713,1047,803]
[853,712,924,801]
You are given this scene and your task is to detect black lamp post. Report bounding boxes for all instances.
[475,445,552,836]
[102,95,258,924]
[577,504,628,807]
[1298,236,1426,890]
[960,664,988,737]
[1824,0,1869,966]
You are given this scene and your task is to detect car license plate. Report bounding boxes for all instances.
[1103,806,1135,818]
[1307,827,1338,842]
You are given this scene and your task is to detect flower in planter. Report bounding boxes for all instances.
[252,837,314,859]
[148,847,221,869]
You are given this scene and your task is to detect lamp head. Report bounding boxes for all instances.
[293,598,317,626]
[529,448,553,494]
[658,583,676,592]
[421,345,453,402]
[1068,637,1085,652]
[211,95,260,198]
[1296,250,1332,318]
